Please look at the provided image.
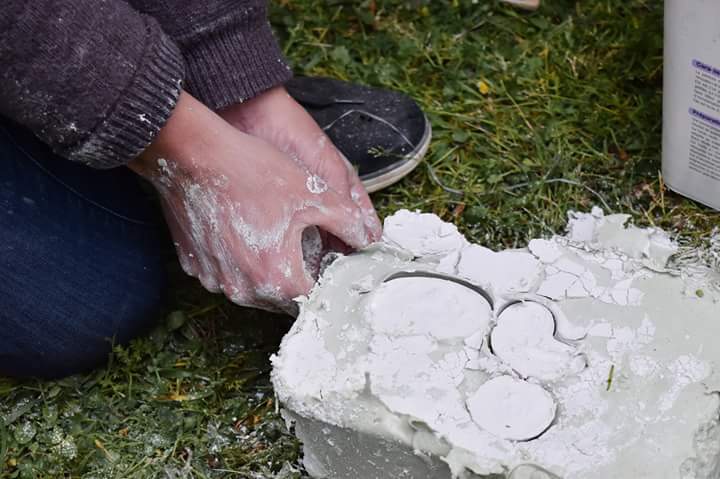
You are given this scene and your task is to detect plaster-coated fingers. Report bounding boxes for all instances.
[302,139,382,243]
[160,198,225,292]
[130,90,381,313]
[341,152,383,242]
[160,199,199,278]
[214,216,312,310]
[218,86,383,243]
[302,193,374,251]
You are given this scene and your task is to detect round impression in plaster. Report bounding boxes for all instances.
[466,375,557,442]
[383,271,494,308]
[489,301,586,382]
[367,272,494,341]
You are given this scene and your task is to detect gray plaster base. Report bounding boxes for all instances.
[285,410,562,479]
[285,411,454,479]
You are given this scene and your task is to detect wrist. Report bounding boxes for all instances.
[219,86,289,131]
[129,90,220,178]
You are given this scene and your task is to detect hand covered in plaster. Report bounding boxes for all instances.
[130,91,376,313]
[219,86,382,249]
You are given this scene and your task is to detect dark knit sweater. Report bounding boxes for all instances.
[0,1,292,169]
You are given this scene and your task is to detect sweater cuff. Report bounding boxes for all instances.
[181,18,293,111]
[68,33,184,169]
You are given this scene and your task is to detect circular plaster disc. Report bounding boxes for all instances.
[491,302,578,381]
[366,276,492,341]
[467,376,556,441]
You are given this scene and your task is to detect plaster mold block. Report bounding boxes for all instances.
[271,209,720,479]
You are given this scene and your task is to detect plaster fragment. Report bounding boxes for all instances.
[458,247,543,297]
[383,209,467,257]
[529,239,563,264]
[566,208,603,242]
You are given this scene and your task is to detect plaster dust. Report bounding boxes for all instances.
[271,209,720,479]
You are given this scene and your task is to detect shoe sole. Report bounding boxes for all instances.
[501,0,540,10]
[361,117,433,193]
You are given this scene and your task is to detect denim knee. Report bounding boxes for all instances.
[0,257,167,378]
[0,121,169,378]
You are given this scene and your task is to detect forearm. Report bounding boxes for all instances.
[0,0,185,168]
[127,0,292,110]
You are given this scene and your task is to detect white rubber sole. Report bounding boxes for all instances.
[361,118,432,193]
[501,0,540,10]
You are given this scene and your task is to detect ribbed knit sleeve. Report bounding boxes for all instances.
[0,1,185,168]
[128,0,292,111]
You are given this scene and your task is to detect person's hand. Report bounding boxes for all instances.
[130,91,376,313]
[219,86,382,249]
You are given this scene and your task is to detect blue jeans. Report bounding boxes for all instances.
[0,121,168,378]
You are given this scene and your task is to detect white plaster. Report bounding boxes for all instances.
[366,276,492,341]
[436,250,462,275]
[382,209,467,257]
[466,376,557,441]
[529,239,563,264]
[491,302,582,381]
[306,174,328,194]
[566,207,604,242]
[458,246,543,297]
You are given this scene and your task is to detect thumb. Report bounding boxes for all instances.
[272,221,316,301]
[337,151,383,242]
[302,191,374,251]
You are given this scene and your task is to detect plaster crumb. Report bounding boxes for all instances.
[306,175,328,194]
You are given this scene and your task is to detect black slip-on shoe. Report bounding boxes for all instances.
[286,76,432,193]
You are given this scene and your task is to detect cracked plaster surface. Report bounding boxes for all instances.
[272,209,720,478]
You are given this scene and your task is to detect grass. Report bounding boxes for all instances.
[2,0,719,477]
